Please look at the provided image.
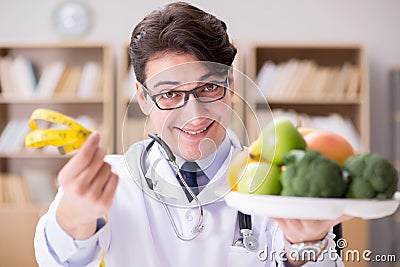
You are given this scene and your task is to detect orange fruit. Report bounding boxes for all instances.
[303,130,355,166]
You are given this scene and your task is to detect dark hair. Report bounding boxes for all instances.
[129,1,237,84]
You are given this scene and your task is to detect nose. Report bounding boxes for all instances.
[184,93,204,118]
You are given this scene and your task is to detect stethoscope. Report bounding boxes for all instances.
[140,133,259,251]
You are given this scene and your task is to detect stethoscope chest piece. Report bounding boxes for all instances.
[233,212,259,252]
[242,229,259,251]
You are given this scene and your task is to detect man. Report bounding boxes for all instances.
[35,2,346,266]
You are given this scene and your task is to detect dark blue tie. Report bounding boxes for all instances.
[179,161,200,201]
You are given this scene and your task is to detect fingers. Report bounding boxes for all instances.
[101,173,119,204]
[336,214,353,223]
[73,156,118,206]
[272,216,352,243]
[89,163,114,199]
[76,146,108,187]
[272,215,352,227]
[68,132,101,175]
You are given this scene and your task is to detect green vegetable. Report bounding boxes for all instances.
[281,149,346,197]
[344,153,398,199]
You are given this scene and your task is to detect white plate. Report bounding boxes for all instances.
[225,191,400,220]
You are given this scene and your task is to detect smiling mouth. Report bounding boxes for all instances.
[179,121,215,135]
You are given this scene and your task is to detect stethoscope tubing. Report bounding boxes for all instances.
[144,134,204,241]
[141,133,255,248]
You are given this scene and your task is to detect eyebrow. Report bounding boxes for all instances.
[152,72,222,89]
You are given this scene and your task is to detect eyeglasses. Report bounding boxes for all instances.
[142,74,229,110]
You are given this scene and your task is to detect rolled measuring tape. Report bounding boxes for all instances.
[25,108,92,155]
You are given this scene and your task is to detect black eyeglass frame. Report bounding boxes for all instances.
[142,72,230,111]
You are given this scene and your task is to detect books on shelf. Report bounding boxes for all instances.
[0,55,103,99]
[53,66,82,97]
[77,62,102,98]
[0,57,13,98]
[9,56,37,97]
[0,119,30,154]
[345,66,361,100]
[0,56,38,99]
[255,59,361,100]
[35,61,66,99]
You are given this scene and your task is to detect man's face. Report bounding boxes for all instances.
[137,53,234,161]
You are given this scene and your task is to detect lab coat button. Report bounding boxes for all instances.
[186,214,193,221]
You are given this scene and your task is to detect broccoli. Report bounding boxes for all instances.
[344,153,398,199]
[281,149,346,197]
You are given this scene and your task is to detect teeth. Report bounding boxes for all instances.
[182,126,208,135]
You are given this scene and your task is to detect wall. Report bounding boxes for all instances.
[0,0,399,265]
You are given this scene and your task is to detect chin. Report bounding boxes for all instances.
[180,141,218,161]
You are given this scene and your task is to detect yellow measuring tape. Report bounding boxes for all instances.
[25,108,92,155]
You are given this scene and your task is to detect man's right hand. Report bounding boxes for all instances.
[56,132,119,240]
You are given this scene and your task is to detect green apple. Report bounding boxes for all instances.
[260,117,306,166]
[237,161,282,195]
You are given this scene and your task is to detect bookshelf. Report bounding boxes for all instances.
[116,44,145,154]
[246,43,369,152]
[116,44,247,154]
[246,43,370,267]
[0,43,113,266]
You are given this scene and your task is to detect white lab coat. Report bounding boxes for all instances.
[34,131,342,267]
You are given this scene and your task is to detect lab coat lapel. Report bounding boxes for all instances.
[197,130,243,205]
[144,141,190,203]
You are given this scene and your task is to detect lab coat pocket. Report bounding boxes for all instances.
[227,246,263,266]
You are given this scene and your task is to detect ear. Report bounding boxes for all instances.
[228,66,235,97]
[136,82,150,116]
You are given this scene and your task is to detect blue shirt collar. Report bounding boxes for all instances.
[173,133,232,181]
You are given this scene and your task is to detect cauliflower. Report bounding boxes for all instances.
[281,149,346,197]
[344,153,398,199]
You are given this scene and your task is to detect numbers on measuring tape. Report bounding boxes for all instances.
[25,108,92,155]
